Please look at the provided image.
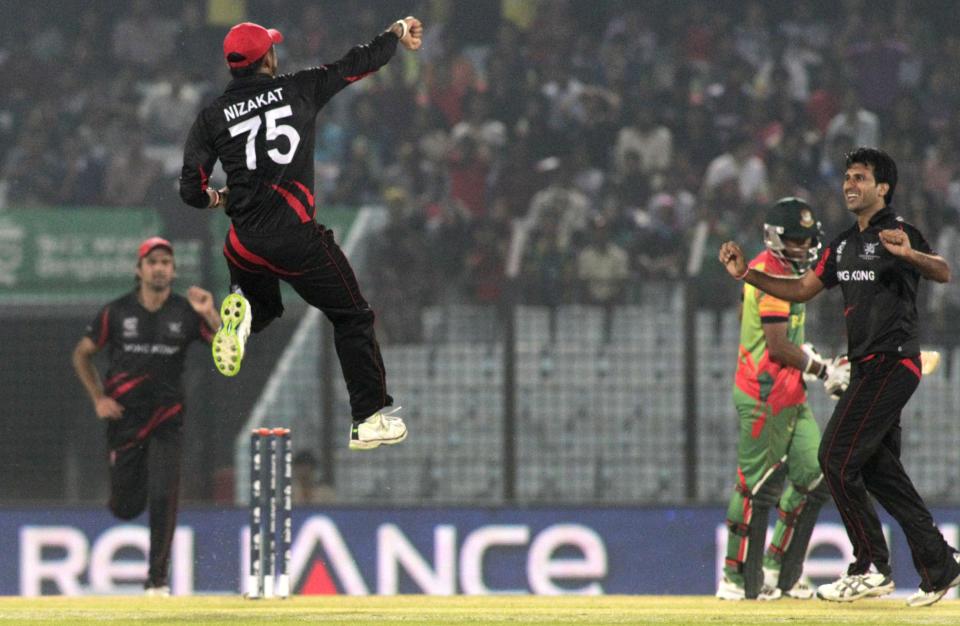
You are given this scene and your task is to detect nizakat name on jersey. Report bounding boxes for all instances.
[223,87,285,122]
[122,343,182,355]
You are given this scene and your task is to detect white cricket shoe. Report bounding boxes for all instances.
[715,576,745,601]
[783,579,816,600]
[906,553,960,607]
[816,572,894,602]
[144,585,170,597]
[349,407,407,450]
[213,292,252,377]
[763,567,816,600]
[757,585,782,601]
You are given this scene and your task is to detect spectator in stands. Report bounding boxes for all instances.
[822,89,880,168]
[702,132,769,207]
[521,211,574,308]
[613,102,673,184]
[1,130,60,206]
[111,0,178,70]
[577,216,629,306]
[577,216,629,341]
[103,128,165,207]
[525,158,592,250]
[447,133,492,219]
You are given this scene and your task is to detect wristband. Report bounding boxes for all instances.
[208,189,220,208]
[802,353,827,379]
[734,267,749,281]
[394,19,408,40]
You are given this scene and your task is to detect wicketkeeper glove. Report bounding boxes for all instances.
[823,355,851,400]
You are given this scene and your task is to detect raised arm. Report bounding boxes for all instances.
[719,241,825,303]
[879,228,951,283]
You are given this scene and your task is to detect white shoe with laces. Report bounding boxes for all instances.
[906,552,960,607]
[715,575,745,601]
[816,572,894,602]
[349,407,407,450]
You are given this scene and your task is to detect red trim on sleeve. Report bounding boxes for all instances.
[344,71,374,83]
[814,247,831,278]
[96,308,110,349]
[901,357,921,379]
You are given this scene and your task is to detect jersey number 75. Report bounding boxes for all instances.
[228,105,301,170]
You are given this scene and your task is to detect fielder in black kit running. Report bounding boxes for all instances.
[179,17,423,450]
[72,237,220,595]
[720,148,960,607]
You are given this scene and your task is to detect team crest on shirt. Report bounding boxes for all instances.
[860,241,880,261]
[123,317,138,339]
[168,321,183,335]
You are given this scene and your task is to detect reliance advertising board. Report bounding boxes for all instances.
[3,507,958,597]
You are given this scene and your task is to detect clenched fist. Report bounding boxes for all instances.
[394,16,423,50]
[719,241,748,279]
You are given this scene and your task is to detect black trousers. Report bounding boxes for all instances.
[819,353,959,592]
[107,418,182,588]
[224,223,392,420]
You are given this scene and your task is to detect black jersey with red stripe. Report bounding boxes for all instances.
[179,31,399,233]
[813,206,933,360]
[85,292,214,411]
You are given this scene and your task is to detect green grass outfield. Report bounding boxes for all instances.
[0,596,959,625]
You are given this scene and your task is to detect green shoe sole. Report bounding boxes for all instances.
[212,294,249,377]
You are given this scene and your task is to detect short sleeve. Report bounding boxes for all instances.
[814,238,840,289]
[758,292,791,323]
[85,304,112,349]
[908,224,933,255]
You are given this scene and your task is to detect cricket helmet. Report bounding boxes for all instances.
[763,197,823,270]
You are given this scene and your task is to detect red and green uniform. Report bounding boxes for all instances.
[723,250,824,588]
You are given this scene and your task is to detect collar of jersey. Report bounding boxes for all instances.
[867,205,895,227]
[226,73,276,92]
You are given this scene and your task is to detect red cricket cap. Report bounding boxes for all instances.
[223,22,283,68]
[138,236,173,260]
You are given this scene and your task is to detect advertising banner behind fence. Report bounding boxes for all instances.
[0,207,359,305]
[3,507,958,597]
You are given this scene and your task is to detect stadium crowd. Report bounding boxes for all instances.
[5,0,960,342]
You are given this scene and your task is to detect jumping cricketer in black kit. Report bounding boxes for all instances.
[178,17,423,451]
[720,148,960,607]
[72,237,220,596]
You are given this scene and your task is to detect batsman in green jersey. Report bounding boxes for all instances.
[716,198,837,601]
